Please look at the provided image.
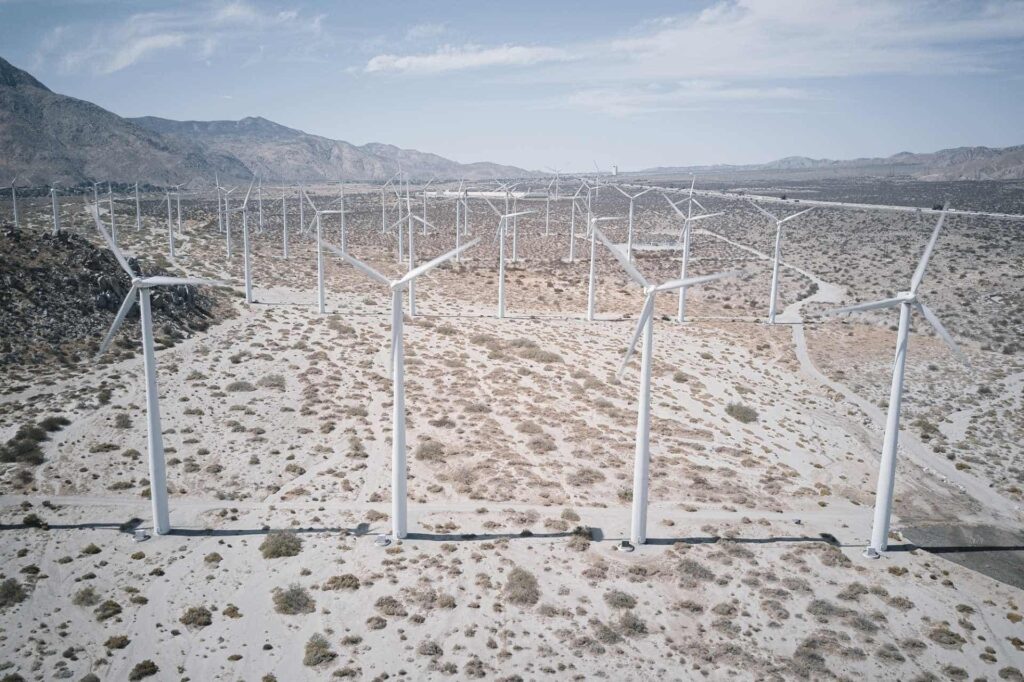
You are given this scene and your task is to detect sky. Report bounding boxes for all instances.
[1,0,1023,172]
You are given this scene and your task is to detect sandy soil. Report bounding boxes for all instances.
[0,185,1021,681]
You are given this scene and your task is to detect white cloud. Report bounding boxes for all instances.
[102,33,187,74]
[36,1,329,75]
[565,81,812,117]
[365,44,573,74]
[405,22,446,41]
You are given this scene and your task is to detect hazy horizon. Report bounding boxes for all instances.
[2,0,1023,171]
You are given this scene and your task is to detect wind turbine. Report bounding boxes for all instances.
[613,186,655,260]
[238,180,255,303]
[257,176,264,233]
[420,177,436,235]
[107,182,117,247]
[163,190,177,258]
[49,186,61,235]
[173,183,184,236]
[484,199,533,319]
[567,182,589,262]
[7,176,18,229]
[281,191,289,259]
[303,190,345,314]
[134,182,141,231]
[749,201,815,324]
[596,228,738,547]
[221,186,237,259]
[663,194,724,323]
[325,237,480,541]
[825,208,968,559]
[90,206,225,535]
[586,216,624,321]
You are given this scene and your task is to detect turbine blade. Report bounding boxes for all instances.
[619,293,655,377]
[411,215,438,231]
[483,197,502,216]
[324,243,392,286]
[910,208,947,294]
[395,238,481,288]
[653,270,739,293]
[242,178,255,207]
[303,188,319,212]
[97,288,137,357]
[917,301,969,367]
[662,193,687,220]
[89,205,134,277]
[635,187,655,198]
[824,297,905,316]
[749,201,778,222]
[613,185,632,199]
[594,227,649,288]
[503,210,534,219]
[140,276,227,288]
[691,197,706,212]
[779,206,815,224]
[686,211,724,223]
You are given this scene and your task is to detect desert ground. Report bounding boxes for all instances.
[0,180,1022,681]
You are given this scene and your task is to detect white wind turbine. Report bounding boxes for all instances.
[325,237,480,541]
[825,208,968,558]
[49,186,61,235]
[586,216,625,321]
[420,177,436,235]
[303,189,345,314]
[7,176,19,229]
[484,199,533,319]
[90,206,226,535]
[281,190,289,259]
[613,186,655,261]
[173,183,185,235]
[257,176,264,233]
[749,201,815,324]
[238,180,256,303]
[663,194,724,323]
[163,189,176,258]
[107,182,118,247]
[134,182,141,231]
[567,181,589,262]
[595,228,738,547]
[221,186,237,259]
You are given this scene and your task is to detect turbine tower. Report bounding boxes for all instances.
[304,190,345,314]
[749,201,815,324]
[8,176,18,229]
[825,207,968,558]
[90,206,225,535]
[483,198,533,318]
[326,238,480,541]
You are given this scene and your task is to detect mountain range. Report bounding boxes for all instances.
[3,55,1022,187]
[0,56,531,186]
[637,145,1024,182]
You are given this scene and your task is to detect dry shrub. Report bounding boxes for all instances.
[504,566,540,606]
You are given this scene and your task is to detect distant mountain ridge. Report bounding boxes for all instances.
[639,145,1024,181]
[0,56,534,185]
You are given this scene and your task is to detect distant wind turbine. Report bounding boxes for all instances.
[325,237,480,541]
[613,186,655,261]
[663,194,724,323]
[749,201,815,324]
[8,176,19,229]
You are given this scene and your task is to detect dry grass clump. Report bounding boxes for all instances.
[180,606,213,628]
[72,586,100,607]
[94,600,122,621]
[416,639,444,658]
[303,633,337,667]
[604,590,637,609]
[0,578,27,609]
[273,584,316,615]
[504,566,540,606]
[260,531,303,559]
[375,596,408,617]
[257,374,287,390]
[225,380,256,392]
[323,574,360,591]
[725,402,758,423]
[128,660,159,680]
[677,557,716,588]
[415,440,446,462]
